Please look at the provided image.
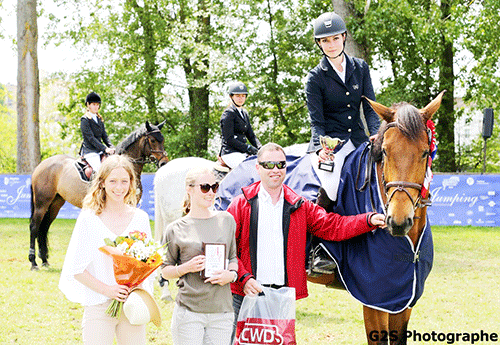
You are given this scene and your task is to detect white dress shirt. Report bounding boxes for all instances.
[256,186,285,285]
[328,55,347,83]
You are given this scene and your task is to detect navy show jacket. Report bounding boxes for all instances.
[79,115,113,155]
[220,104,261,156]
[305,54,380,152]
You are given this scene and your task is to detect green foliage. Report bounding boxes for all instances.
[0,84,16,173]
[42,0,500,170]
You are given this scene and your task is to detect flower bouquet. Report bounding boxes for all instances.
[99,230,165,319]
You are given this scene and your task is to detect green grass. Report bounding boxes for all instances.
[1,219,499,344]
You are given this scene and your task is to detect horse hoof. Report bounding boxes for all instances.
[42,262,50,268]
[31,265,40,271]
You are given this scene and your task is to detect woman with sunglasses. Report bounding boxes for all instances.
[160,167,238,345]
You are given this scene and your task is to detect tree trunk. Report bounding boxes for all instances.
[181,0,210,157]
[17,0,40,173]
[128,0,159,122]
[435,0,456,172]
[331,0,368,61]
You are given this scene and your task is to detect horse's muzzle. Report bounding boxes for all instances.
[386,215,413,236]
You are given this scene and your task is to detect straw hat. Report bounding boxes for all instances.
[123,288,161,327]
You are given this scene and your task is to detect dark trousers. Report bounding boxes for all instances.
[230,293,245,344]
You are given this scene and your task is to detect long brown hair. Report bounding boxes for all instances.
[82,155,138,214]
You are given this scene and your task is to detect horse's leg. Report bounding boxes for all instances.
[30,185,51,270]
[388,308,412,345]
[38,195,66,267]
[364,306,390,345]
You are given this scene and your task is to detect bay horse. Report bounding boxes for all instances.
[309,91,445,344]
[29,121,168,270]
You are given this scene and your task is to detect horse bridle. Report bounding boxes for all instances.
[356,122,432,213]
[130,129,168,166]
[381,122,432,212]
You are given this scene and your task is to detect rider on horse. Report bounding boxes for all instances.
[79,92,115,175]
[218,82,261,170]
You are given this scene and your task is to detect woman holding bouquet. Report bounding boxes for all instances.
[161,167,238,345]
[59,155,154,345]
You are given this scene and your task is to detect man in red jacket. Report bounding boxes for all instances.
[227,142,385,342]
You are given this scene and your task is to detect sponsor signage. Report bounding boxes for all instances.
[1,174,499,226]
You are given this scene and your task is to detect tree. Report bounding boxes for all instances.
[0,85,17,173]
[460,0,500,173]
[17,0,40,173]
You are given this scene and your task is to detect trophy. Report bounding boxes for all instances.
[318,136,343,172]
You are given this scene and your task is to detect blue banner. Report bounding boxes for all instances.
[428,174,499,226]
[1,173,499,226]
[0,174,156,220]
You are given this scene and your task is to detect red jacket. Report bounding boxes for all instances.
[227,181,377,300]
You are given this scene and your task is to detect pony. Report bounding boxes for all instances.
[308,91,445,344]
[29,121,168,270]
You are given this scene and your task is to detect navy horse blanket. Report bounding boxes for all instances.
[216,143,433,313]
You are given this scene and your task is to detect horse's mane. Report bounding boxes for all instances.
[116,126,148,154]
[372,102,426,162]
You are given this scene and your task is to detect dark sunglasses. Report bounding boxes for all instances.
[192,182,219,193]
[258,161,287,170]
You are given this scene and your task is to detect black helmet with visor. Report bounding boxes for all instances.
[85,92,102,105]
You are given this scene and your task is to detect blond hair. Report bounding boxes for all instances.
[82,155,138,214]
[182,166,215,215]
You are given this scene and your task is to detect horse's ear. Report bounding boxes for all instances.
[146,121,152,132]
[158,120,165,130]
[362,96,395,122]
[420,90,446,122]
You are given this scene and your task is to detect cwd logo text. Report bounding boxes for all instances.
[238,322,283,345]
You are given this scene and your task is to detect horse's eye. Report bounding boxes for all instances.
[423,150,430,159]
[382,149,387,156]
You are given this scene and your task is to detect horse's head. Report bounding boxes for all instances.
[143,121,169,168]
[365,91,444,237]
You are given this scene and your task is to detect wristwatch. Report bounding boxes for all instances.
[230,269,238,283]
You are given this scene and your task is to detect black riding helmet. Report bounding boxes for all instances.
[85,92,102,105]
[228,82,248,96]
[313,12,347,58]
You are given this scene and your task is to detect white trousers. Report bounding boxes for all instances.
[82,301,146,345]
[84,152,102,172]
[220,152,247,169]
[171,303,234,345]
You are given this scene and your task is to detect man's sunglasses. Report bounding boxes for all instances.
[258,161,287,170]
[192,182,219,193]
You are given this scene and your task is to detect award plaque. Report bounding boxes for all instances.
[201,242,226,279]
[318,136,343,172]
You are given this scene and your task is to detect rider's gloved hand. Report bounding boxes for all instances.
[246,145,258,155]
